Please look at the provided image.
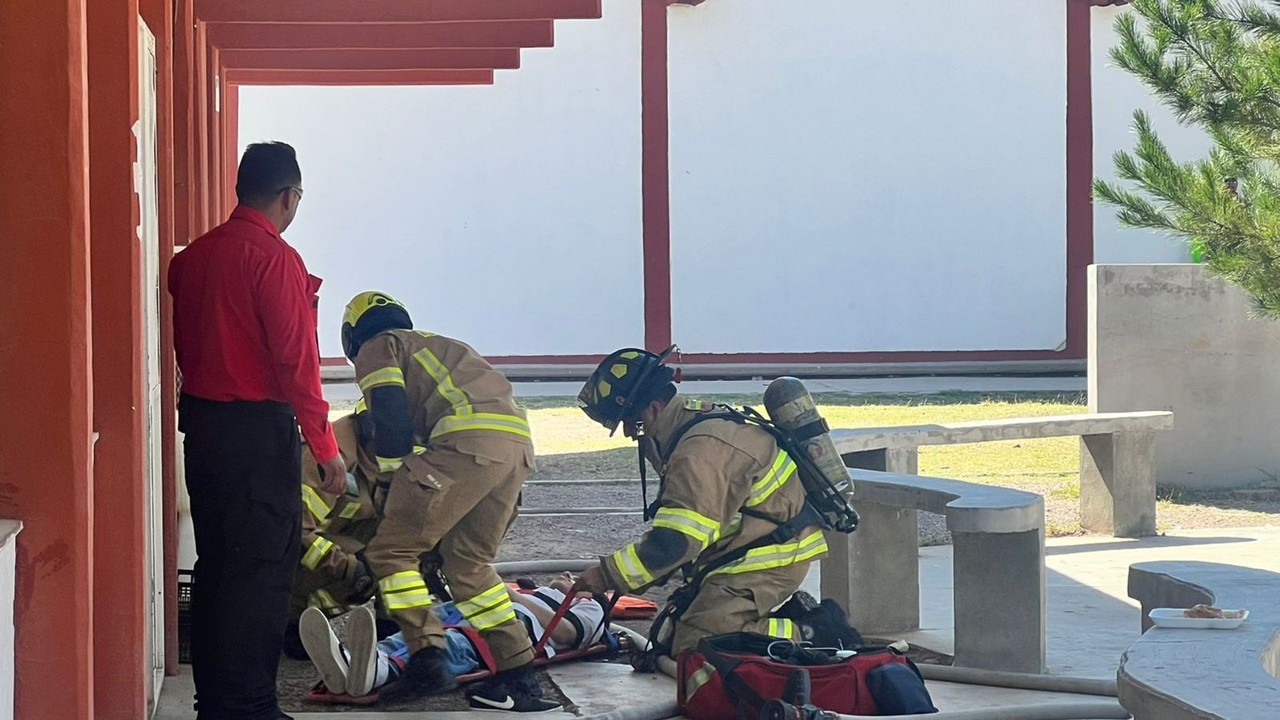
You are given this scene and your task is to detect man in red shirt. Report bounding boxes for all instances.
[170,141,345,720]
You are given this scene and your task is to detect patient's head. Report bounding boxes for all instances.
[549,571,576,594]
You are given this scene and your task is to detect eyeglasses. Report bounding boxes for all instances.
[278,186,304,199]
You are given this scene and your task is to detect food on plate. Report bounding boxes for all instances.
[1182,604,1244,619]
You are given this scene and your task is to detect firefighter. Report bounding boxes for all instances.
[339,291,557,713]
[572,347,863,657]
[283,403,383,659]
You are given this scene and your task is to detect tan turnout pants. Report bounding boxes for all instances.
[668,560,811,656]
[365,435,533,671]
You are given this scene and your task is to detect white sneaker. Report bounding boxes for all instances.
[299,606,349,695]
[345,605,379,697]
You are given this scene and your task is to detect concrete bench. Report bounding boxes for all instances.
[820,469,1046,673]
[1120,561,1280,720]
[831,410,1173,538]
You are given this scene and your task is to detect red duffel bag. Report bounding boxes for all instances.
[677,632,930,719]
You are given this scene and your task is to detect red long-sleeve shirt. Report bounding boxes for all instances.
[169,205,339,462]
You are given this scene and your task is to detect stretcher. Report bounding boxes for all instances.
[305,589,654,706]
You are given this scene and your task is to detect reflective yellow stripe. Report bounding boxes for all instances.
[456,583,519,630]
[309,588,342,614]
[652,507,721,549]
[768,617,795,639]
[301,485,331,520]
[466,598,519,631]
[746,450,797,508]
[686,662,716,700]
[610,544,654,589]
[429,412,531,440]
[358,366,405,391]
[413,348,471,414]
[378,445,427,474]
[383,589,434,611]
[455,583,507,617]
[379,571,434,611]
[301,537,335,570]
[379,571,425,594]
[708,530,828,577]
[338,501,361,519]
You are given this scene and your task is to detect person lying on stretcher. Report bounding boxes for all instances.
[300,572,607,699]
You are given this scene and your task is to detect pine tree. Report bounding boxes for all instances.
[1094,0,1280,315]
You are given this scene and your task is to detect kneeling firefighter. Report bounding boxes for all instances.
[340,291,558,713]
[283,402,385,659]
[573,346,864,662]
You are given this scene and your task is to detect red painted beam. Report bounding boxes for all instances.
[225,68,494,86]
[221,47,520,71]
[207,20,553,50]
[196,0,600,23]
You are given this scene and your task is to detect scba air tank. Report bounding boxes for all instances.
[762,377,853,497]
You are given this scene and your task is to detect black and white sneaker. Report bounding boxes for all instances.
[466,668,561,714]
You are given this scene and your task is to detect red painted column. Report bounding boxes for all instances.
[87,0,149,716]
[0,3,96,719]
[175,0,195,245]
[141,0,181,677]
[1065,0,1095,359]
[209,43,223,220]
[224,81,239,209]
[195,22,210,232]
[641,0,672,351]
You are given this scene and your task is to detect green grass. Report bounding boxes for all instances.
[333,388,1280,534]
[529,391,1085,489]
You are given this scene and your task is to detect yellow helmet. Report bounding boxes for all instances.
[341,291,412,360]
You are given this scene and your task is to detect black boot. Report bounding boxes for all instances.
[797,599,864,649]
[773,590,820,620]
[466,663,560,714]
[377,646,457,704]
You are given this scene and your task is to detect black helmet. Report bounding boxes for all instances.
[341,291,413,361]
[578,345,679,434]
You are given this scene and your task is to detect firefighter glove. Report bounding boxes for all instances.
[344,553,377,604]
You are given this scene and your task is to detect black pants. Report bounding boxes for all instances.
[180,394,302,720]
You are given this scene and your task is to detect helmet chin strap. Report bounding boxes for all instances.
[636,421,665,522]
[636,420,651,521]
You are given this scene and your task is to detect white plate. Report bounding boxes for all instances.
[1149,608,1249,629]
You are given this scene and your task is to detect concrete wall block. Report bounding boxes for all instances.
[1090,264,1280,489]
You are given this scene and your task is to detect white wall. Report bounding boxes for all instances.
[667,0,1069,354]
[1092,6,1210,264]
[237,0,643,358]
[0,522,19,720]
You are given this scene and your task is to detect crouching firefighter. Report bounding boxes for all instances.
[340,291,558,713]
[573,346,864,667]
[283,402,384,659]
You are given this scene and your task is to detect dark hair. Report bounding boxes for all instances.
[634,382,677,414]
[235,141,301,205]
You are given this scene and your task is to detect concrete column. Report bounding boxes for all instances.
[0,3,96,718]
[952,529,1046,673]
[822,448,920,633]
[1080,431,1157,537]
